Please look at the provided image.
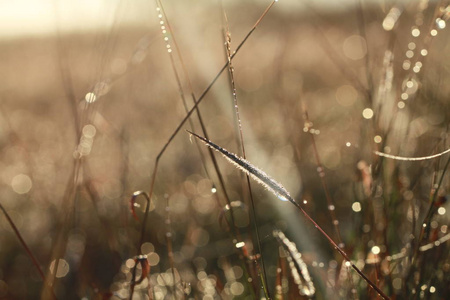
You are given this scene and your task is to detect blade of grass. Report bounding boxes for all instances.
[187,130,391,300]
[140,5,278,297]
[221,7,271,299]
[0,203,46,281]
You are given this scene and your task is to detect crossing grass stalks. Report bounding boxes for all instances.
[0,1,449,299]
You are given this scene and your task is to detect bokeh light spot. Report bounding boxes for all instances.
[49,259,70,278]
[11,174,32,194]
[362,108,374,119]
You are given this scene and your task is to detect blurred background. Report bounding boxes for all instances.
[0,0,449,299]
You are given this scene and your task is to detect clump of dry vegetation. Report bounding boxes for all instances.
[0,1,449,299]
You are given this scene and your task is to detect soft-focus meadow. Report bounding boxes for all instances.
[0,0,449,299]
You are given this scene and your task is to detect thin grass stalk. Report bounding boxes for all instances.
[153,2,259,296]
[188,131,391,300]
[45,5,124,294]
[222,8,271,299]
[0,203,47,282]
[42,156,82,299]
[154,0,243,243]
[129,191,151,299]
[141,5,277,297]
[156,1,238,226]
[307,5,370,101]
[47,20,86,295]
[301,108,358,298]
[355,0,374,103]
[411,155,450,267]
[164,195,177,297]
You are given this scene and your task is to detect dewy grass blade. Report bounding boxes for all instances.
[187,130,295,205]
[374,148,450,161]
[187,130,391,300]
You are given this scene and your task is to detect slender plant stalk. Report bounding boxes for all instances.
[151,1,259,296]
[187,130,391,300]
[154,0,242,242]
[164,195,177,297]
[129,191,151,299]
[0,203,46,280]
[410,155,450,268]
[221,8,271,299]
[140,5,277,297]
[302,108,358,299]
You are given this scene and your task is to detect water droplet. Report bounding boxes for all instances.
[11,174,32,194]
[436,18,446,29]
[403,60,411,70]
[352,202,362,212]
[406,50,414,58]
[82,124,96,138]
[373,135,382,143]
[49,259,70,278]
[371,246,381,255]
[342,35,367,60]
[85,92,96,103]
[430,29,438,36]
[411,27,420,37]
[277,195,288,202]
[421,49,428,56]
[235,241,245,248]
[382,7,402,31]
[362,108,374,119]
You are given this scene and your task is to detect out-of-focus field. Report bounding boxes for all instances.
[0,1,449,299]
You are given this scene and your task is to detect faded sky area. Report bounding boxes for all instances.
[0,0,384,39]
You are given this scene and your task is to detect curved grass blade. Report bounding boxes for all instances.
[273,230,315,297]
[374,148,450,161]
